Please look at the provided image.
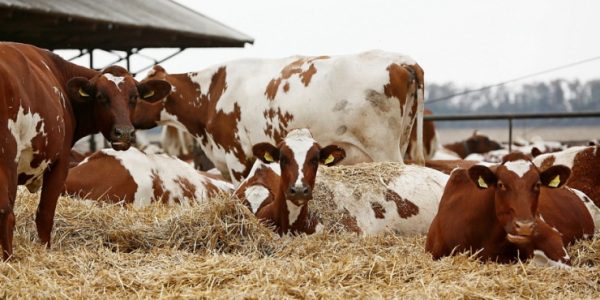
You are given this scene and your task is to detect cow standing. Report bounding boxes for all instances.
[234,129,345,235]
[132,50,426,184]
[0,42,171,259]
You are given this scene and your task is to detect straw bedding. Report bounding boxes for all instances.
[1,187,599,298]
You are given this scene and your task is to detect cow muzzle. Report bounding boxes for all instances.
[110,125,136,151]
[506,219,535,244]
[285,184,312,205]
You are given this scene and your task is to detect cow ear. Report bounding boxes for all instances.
[540,165,570,188]
[253,143,280,164]
[319,145,346,166]
[531,147,542,158]
[67,77,94,103]
[137,80,172,103]
[468,165,497,189]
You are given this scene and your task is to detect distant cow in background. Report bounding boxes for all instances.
[0,42,171,259]
[64,148,233,208]
[234,129,346,235]
[442,131,502,159]
[132,50,426,185]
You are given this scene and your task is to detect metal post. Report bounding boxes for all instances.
[508,118,513,152]
[88,49,93,69]
[126,50,131,72]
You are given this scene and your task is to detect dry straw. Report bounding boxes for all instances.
[0,187,598,298]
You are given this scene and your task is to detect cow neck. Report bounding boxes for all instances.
[271,189,309,235]
[163,73,204,136]
[443,141,469,158]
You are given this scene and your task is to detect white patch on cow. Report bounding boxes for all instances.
[103,73,125,91]
[283,128,315,188]
[533,146,587,170]
[52,86,67,108]
[7,106,50,192]
[286,200,303,225]
[503,160,532,178]
[530,250,571,269]
[102,148,233,208]
[568,187,600,231]
[244,185,270,213]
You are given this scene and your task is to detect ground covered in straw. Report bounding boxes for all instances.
[1,189,599,298]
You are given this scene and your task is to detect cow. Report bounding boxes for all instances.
[233,129,346,235]
[426,153,594,266]
[0,42,171,259]
[534,145,600,208]
[314,162,449,235]
[132,50,426,185]
[64,148,233,208]
[406,108,437,160]
[442,131,502,159]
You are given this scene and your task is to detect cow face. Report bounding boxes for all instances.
[469,159,570,245]
[253,129,345,206]
[67,66,171,150]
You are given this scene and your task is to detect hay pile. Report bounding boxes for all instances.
[0,188,599,298]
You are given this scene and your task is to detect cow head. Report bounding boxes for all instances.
[468,154,570,245]
[252,129,345,206]
[131,65,172,130]
[465,131,502,154]
[67,66,171,150]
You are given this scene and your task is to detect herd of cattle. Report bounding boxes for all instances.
[2,42,599,269]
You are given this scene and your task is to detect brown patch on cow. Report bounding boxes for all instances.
[539,156,556,172]
[203,180,221,198]
[385,189,419,219]
[150,170,170,204]
[264,56,329,100]
[340,216,362,234]
[174,176,196,203]
[383,63,412,115]
[567,147,600,207]
[263,107,294,142]
[371,202,386,219]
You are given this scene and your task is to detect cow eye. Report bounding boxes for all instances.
[129,95,137,105]
[96,93,108,104]
[497,181,506,190]
[310,156,319,165]
[533,181,541,191]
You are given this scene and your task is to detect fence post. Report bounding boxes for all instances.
[508,118,513,152]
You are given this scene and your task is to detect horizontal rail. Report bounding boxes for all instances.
[422,111,600,152]
[424,111,600,121]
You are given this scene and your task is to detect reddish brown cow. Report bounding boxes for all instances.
[234,129,345,235]
[426,154,585,266]
[443,131,502,159]
[534,145,600,208]
[0,42,171,259]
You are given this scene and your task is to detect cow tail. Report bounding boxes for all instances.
[409,64,426,165]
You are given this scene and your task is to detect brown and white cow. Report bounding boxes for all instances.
[426,154,594,266]
[132,50,426,184]
[64,148,233,208]
[0,42,171,259]
[233,129,345,235]
[534,145,600,208]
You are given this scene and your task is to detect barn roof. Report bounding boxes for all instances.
[0,0,253,51]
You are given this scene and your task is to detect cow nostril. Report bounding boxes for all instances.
[289,187,297,195]
[302,187,310,195]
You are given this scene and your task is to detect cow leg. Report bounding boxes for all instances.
[35,153,69,247]
[0,169,17,260]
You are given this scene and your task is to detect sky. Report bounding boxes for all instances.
[63,0,600,86]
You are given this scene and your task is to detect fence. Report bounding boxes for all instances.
[424,111,600,152]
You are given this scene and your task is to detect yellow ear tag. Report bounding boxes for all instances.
[143,90,155,99]
[263,152,274,162]
[324,154,335,165]
[78,88,89,97]
[548,175,560,188]
[477,176,488,188]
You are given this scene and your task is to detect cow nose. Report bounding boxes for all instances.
[514,220,535,236]
[288,184,312,198]
[112,126,135,141]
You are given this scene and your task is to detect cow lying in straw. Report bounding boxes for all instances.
[234,128,345,235]
[426,153,597,267]
[64,148,233,208]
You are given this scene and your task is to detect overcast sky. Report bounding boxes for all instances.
[66,0,600,86]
